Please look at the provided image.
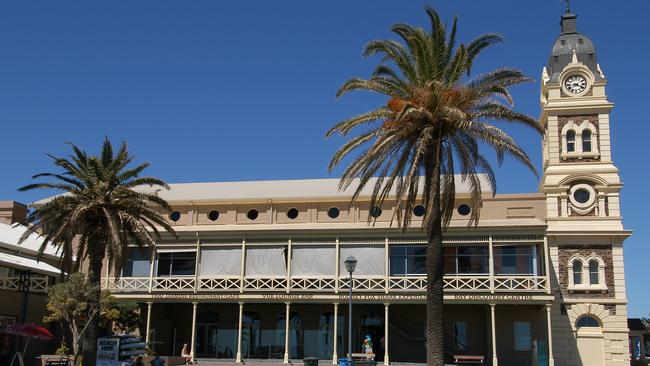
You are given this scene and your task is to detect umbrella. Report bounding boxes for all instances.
[5,323,53,366]
[5,323,53,340]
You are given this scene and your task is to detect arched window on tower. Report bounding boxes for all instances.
[589,260,599,284]
[566,130,576,152]
[572,260,583,285]
[582,130,592,152]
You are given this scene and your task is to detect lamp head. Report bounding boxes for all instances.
[344,256,357,273]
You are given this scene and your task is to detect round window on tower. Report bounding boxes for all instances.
[568,183,597,214]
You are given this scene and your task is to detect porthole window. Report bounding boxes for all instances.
[413,205,426,217]
[169,211,181,222]
[457,204,471,216]
[576,316,600,328]
[574,189,590,204]
[208,210,220,221]
[247,209,259,221]
[370,206,382,218]
[327,207,340,219]
[286,208,299,220]
[569,184,597,213]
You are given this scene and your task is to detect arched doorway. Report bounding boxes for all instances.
[195,311,219,358]
[241,311,261,359]
[576,315,604,366]
[276,311,303,359]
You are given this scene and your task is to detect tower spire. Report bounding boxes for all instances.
[565,0,571,13]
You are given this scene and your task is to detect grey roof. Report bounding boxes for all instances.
[547,12,601,82]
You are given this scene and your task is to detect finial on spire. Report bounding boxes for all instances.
[565,0,571,13]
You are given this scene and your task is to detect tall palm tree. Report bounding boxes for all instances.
[326,7,542,365]
[18,139,176,366]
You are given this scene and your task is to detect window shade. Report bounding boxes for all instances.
[339,246,384,276]
[200,247,242,276]
[291,246,335,277]
[245,246,287,277]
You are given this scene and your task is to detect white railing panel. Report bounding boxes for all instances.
[0,276,49,293]
[198,277,240,291]
[443,276,491,291]
[291,277,336,291]
[104,277,150,291]
[152,277,195,291]
[389,277,427,291]
[494,276,547,291]
[243,277,287,291]
[339,277,385,291]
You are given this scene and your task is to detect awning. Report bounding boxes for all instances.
[0,251,60,276]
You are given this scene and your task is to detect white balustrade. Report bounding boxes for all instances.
[338,277,385,291]
[103,277,150,291]
[243,277,288,291]
[494,275,547,291]
[291,277,336,291]
[443,276,491,291]
[198,277,240,291]
[152,277,195,291]
[0,276,49,293]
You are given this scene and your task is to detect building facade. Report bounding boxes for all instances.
[0,201,60,365]
[100,10,630,366]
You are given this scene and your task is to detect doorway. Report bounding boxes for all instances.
[195,311,219,358]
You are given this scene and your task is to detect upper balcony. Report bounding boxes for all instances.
[103,233,550,295]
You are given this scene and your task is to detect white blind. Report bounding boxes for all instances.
[339,246,384,276]
[291,246,335,277]
[245,246,287,277]
[200,247,242,276]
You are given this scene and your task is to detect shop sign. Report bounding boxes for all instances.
[97,337,120,366]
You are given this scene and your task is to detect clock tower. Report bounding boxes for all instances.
[540,8,631,366]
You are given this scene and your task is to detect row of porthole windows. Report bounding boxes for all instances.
[169,203,473,222]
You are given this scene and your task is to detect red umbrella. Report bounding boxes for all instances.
[6,323,53,340]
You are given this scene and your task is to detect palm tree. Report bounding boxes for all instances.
[326,7,542,365]
[18,139,176,366]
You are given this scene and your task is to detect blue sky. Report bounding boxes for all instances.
[1,1,648,316]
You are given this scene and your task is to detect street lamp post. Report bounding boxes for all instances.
[344,256,357,363]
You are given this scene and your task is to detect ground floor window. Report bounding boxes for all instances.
[513,321,532,351]
[453,322,467,351]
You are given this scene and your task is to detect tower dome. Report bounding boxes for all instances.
[546,11,601,82]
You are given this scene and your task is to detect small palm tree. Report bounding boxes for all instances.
[326,7,542,365]
[19,139,175,366]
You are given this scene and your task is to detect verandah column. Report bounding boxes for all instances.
[145,302,153,346]
[332,303,338,364]
[283,302,291,363]
[383,303,389,365]
[546,304,555,366]
[236,302,244,363]
[190,302,198,362]
[490,304,498,366]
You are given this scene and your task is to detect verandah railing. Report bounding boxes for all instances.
[103,274,548,293]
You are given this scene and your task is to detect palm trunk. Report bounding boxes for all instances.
[425,144,444,366]
[82,241,105,366]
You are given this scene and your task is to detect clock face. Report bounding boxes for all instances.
[565,74,587,94]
